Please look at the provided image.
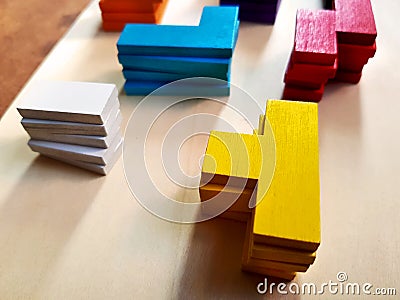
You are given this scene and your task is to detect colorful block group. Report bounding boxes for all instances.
[220,0,282,24]
[17,82,123,175]
[99,0,169,31]
[283,9,338,102]
[116,6,239,95]
[200,99,320,280]
[283,0,377,102]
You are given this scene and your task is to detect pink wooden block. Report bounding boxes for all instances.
[293,9,337,65]
[335,0,377,46]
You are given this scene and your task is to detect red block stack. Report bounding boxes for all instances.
[333,0,377,83]
[99,0,169,31]
[283,9,337,102]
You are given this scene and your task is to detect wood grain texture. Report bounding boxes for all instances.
[253,100,320,252]
[202,131,263,182]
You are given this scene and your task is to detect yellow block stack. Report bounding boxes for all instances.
[199,99,320,281]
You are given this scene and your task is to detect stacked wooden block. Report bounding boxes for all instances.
[334,0,377,83]
[283,0,377,101]
[283,9,338,102]
[99,0,169,31]
[116,6,239,96]
[17,81,123,175]
[200,99,320,280]
[220,0,282,24]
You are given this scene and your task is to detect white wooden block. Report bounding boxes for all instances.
[25,120,121,149]
[41,142,123,175]
[21,104,121,136]
[17,81,119,124]
[28,135,123,165]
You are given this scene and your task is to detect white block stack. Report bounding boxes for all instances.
[17,81,123,175]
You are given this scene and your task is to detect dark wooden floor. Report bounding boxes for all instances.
[0,0,91,117]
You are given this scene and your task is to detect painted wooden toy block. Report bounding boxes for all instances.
[122,69,229,82]
[118,55,231,78]
[28,136,122,166]
[252,243,316,265]
[242,216,296,281]
[253,100,320,252]
[99,0,168,31]
[26,128,120,149]
[335,0,377,46]
[17,81,123,175]
[199,100,320,280]
[17,81,118,124]
[293,9,337,66]
[99,0,163,14]
[124,80,230,96]
[332,70,362,84]
[220,0,282,24]
[287,58,337,81]
[117,6,240,58]
[102,13,159,23]
[283,85,324,103]
[283,0,377,99]
[21,104,120,136]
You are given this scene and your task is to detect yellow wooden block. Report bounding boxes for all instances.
[241,215,297,280]
[199,183,254,214]
[254,99,320,251]
[201,130,275,207]
[252,243,316,265]
[202,131,263,182]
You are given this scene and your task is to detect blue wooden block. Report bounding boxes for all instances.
[118,55,230,78]
[124,79,230,96]
[117,6,239,58]
[122,69,230,82]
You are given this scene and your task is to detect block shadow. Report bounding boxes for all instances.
[0,154,105,294]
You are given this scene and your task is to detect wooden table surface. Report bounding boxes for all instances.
[0,0,399,299]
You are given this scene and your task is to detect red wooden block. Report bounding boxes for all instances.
[293,9,337,66]
[284,64,328,89]
[337,54,368,72]
[289,56,337,79]
[333,70,362,84]
[283,84,324,102]
[338,42,376,59]
[335,0,377,46]
[284,75,325,90]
